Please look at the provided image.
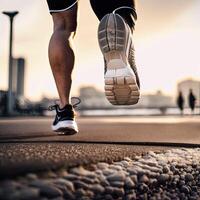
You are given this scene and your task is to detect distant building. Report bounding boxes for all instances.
[137,90,174,108]
[79,86,110,108]
[0,58,26,115]
[79,87,174,109]
[12,57,25,98]
[177,79,200,106]
[0,90,7,115]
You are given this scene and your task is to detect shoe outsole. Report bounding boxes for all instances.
[52,120,78,135]
[98,13,126,53]
[104,75,139,105]
[54,127,78,135]
[98,13,140,105]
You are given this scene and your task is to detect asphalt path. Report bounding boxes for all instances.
[0,116,200,177]
[0,116,200,145]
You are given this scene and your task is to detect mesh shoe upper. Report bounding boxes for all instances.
[128,43,140,89]
[52,104,75,126]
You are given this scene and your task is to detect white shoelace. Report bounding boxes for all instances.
[112,6,135,14]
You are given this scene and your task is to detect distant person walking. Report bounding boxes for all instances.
[177,91,184,115]
[188,89,196,114]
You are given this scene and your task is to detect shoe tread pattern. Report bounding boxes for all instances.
[98,13,140,105]
[98,13,127,53]
[105,76,140,105]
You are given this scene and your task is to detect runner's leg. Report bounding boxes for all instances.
[90,0,140,105]
[48,5,78,108]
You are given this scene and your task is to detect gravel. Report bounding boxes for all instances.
[1,148,200,199]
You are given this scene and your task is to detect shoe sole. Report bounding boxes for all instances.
[104,76,140,105]
[55,128,77,135]
[98,13,140,105]
[52,120,78,135]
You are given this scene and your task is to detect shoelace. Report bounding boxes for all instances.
[112,6,134,14]
[48,97,81,111]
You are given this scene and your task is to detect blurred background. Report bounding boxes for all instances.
[1,0,200,117]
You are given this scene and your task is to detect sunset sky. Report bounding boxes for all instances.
[1,0,200,101]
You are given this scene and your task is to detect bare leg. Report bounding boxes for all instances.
[48,6,78,108]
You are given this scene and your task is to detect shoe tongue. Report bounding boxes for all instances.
[58,104,73,112]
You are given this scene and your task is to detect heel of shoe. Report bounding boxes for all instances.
[104,73,140,105]
[105,64,140,105]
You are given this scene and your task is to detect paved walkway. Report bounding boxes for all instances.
[0,116,200,145]
[0,116,199,177]
[1,116,200,199]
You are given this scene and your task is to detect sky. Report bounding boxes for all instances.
[1,0,200,101]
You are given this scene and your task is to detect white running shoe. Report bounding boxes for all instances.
[98,13,140,105]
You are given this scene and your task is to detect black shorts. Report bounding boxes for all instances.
[47,0,137,29]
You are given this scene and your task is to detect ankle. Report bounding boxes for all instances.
[59,101,70,109]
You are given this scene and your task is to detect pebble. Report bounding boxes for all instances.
[102,169,115,176]
[63,174,79,181]
[90,184,105,193]
[112,188,125,198]
[157,174,170,184]
[139,174,149,183]
[29,180,63,198]
[109,164,123,171]
[53,178,74,191]
[107,172,125,182]
[127,167,137,175]
[81,176,98,184]
[19,188,40,200]
[104,194,113,200]
[185,174,194,182]
[71,167,96,178]
[130,175,138,183]
[124,177,135,189]
[57,169,68,177]
[138,183,149,193]
[75,188,86,197]
[124,157,133,162]
[109,181,124,188]
[148,172,159,178]
[126,192,136,200]
[45,171,57,178]
[105,186,114,194]
[74,180,89,190]
[163,166,170,173]
[51,197,65,200]
[181,185,190,194]
[85,190,94,198]
[26,173,38,181]
[1,180,22,189]
[191,186,198,192]
[98,175,110,186]
[2,148,200,199]
[2,188,39,200]
[178,180,185,187]
[140,159,158,167]
[120,161,130,167]
[95,169,103,176]
[54,184,75,199]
